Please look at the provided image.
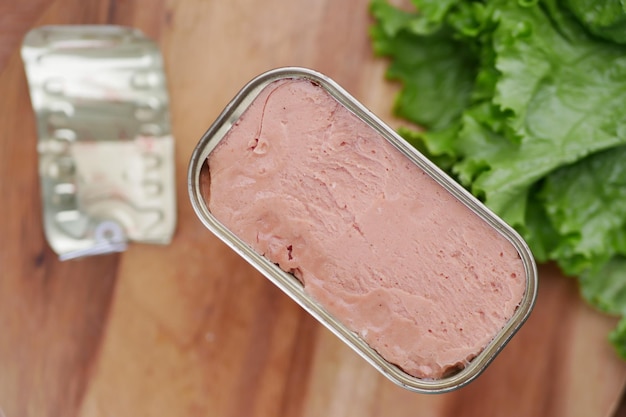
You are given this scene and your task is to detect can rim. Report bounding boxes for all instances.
[187,66,538,393]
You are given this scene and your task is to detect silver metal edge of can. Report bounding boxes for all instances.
[187,67,538,393]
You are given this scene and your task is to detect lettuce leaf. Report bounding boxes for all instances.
[563,0,626,44]
[370,0,626,358]
[541,147,626,276]
[370,5,477,131]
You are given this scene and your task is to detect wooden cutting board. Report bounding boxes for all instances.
[2,1,626,416]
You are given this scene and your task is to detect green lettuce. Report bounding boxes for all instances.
[563,0,626,44]
[370,0,626,359]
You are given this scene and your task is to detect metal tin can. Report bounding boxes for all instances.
[188,67,538,393]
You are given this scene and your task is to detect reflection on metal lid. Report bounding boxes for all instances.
[22,25,177,260]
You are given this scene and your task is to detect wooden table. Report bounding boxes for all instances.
[2,1,626,416]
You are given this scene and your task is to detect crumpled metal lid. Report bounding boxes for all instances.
[22,25,177,260]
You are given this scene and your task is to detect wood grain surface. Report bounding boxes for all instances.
[2,1,626,416]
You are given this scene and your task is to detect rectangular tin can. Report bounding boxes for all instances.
[188,67,538,393]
